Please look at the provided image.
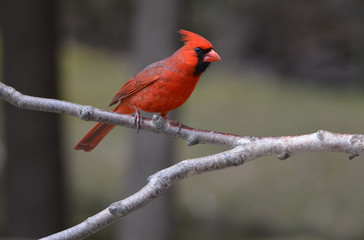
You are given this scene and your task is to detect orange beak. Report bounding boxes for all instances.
[203,49,221,62]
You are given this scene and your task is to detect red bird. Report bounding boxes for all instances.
[75,30,221,152]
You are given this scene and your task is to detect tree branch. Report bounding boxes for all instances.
[1,82,363,239]
[0,82,241,148]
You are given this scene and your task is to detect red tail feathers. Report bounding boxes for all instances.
[75,102,134,152]
[74,123,115,152]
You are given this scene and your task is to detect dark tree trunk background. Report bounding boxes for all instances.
[0,0,64,237]
[116,0,179,239]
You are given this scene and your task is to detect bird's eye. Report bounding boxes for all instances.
[194,47,202,54]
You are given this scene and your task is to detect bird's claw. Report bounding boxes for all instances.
[168,119,183,132]
[134,107,141,133]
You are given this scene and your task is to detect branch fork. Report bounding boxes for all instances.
[0,82,363,240]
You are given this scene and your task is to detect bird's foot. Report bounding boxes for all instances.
[167,118,183,132]
[134,107,141,133]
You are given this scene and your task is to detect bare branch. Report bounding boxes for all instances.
[41,131,364,239]
[0,82,241,148]
[1,82,364,239]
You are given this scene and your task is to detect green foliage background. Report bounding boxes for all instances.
[59,44,364,239]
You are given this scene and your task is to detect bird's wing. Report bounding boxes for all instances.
[108,63,162,106]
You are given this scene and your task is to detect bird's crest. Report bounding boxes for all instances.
[179,29,213,49]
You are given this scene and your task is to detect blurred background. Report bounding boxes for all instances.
[1,0,364,239]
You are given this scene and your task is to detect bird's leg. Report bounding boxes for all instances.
[134,107,141,133]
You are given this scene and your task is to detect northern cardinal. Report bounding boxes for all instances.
[75,29,221,152]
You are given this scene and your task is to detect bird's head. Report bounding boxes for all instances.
[178,29,221,76]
